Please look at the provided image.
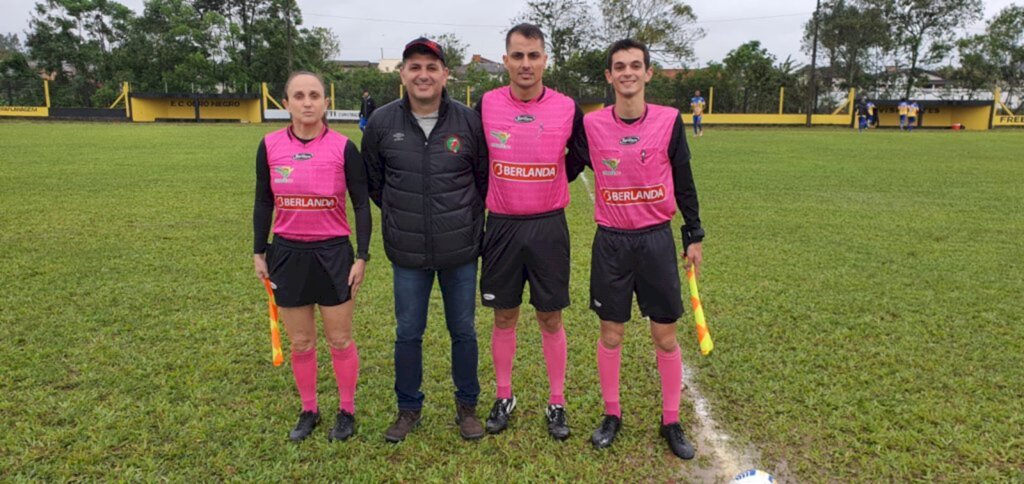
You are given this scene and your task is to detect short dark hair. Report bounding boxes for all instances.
[506,23,545,50]
[606,38,650,71]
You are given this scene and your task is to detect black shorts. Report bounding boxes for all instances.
[589,222,683,324]
[266,236,353,308]
[480,209,570,312]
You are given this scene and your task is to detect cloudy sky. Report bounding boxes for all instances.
[3,0,1017,67]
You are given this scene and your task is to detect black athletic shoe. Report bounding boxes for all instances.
[545,404,570,441]
[485,396,517,434]
[660,422,696,460]
[328,410,355,442]
[288,410,320,442]
[590,414,621,449]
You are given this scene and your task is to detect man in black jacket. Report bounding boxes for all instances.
[362,37,489,443]
[358,89,375,131]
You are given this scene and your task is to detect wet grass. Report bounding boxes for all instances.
[1,121,1021,481]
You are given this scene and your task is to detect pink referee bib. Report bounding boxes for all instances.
[584,104,678,230]
[481,86,575,215]
[264,126,352,241]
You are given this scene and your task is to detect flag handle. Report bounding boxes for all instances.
[262,278,284,366]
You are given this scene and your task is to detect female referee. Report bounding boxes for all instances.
[253,71,371,442]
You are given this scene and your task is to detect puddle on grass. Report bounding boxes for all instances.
[682,365,761,483]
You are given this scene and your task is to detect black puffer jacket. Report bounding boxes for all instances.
[363,90,488,270]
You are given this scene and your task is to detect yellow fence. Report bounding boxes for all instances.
[991,87,1023,128]
[0,106,49,117]
[130,93,262,122]
[873,102,993,131]
[583,88,855,126]
[993,114,1024,127]
[108,82,132,118]
[0,80,50,117]
[6,79,1022,130]
[700,113,851,125]
[698,87,854,126]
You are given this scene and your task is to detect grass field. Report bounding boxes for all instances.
[1,120,1022,482]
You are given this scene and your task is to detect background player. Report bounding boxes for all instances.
[856,97,869,133]
[690,90,705,137]
[907,100,920,132]
[898,98,909,130]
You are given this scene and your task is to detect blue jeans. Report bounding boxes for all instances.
[358,116,367,131]
[393,261,480,410]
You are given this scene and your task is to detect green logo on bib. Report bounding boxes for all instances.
[601,158,620,176]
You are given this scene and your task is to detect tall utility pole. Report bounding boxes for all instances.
[285,0,294,72]
[806,0,821,127]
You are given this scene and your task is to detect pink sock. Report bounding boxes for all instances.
[330,342,359,414]
[291,348,318,412]
[492,326,517,399]
[541,327,567,406]
[656,346,683,425]
[597,341,622,417]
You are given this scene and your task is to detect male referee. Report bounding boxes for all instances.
[476,23,588,440]
[582,39,704,460]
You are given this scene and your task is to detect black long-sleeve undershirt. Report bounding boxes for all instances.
[253,138,371,259]
[666,115,704,247]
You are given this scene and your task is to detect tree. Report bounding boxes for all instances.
[801,0,888,90]
[1,34,43,106]
[0,33,22,56]
[544,48,608,100]
[451,63,508,106]
[423,32,467,67]
[514,0,597,65]
[985,5,1024,104]
[26,0,135,106]
[243,0,340,88]
[952,34,999,97]
[865,0,983,98]
[722,41,780,113]
[324,68,400,110]
[118,0,226,93]
[598,0,705,65]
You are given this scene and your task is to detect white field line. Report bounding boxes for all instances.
[579,170,753,481]
[578,172,596,202]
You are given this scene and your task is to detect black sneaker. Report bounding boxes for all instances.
[328,410,355,442]
[288,410,320,442]
[485,396,516,434]
[590,414,621,449]
[384,409,421,443]
[545,404,570,441]
[660,422,695,460]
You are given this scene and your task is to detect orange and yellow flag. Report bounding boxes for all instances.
[262,278,284,366]
[686,265,714,356]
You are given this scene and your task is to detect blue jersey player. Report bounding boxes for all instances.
[690,91,705,137]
